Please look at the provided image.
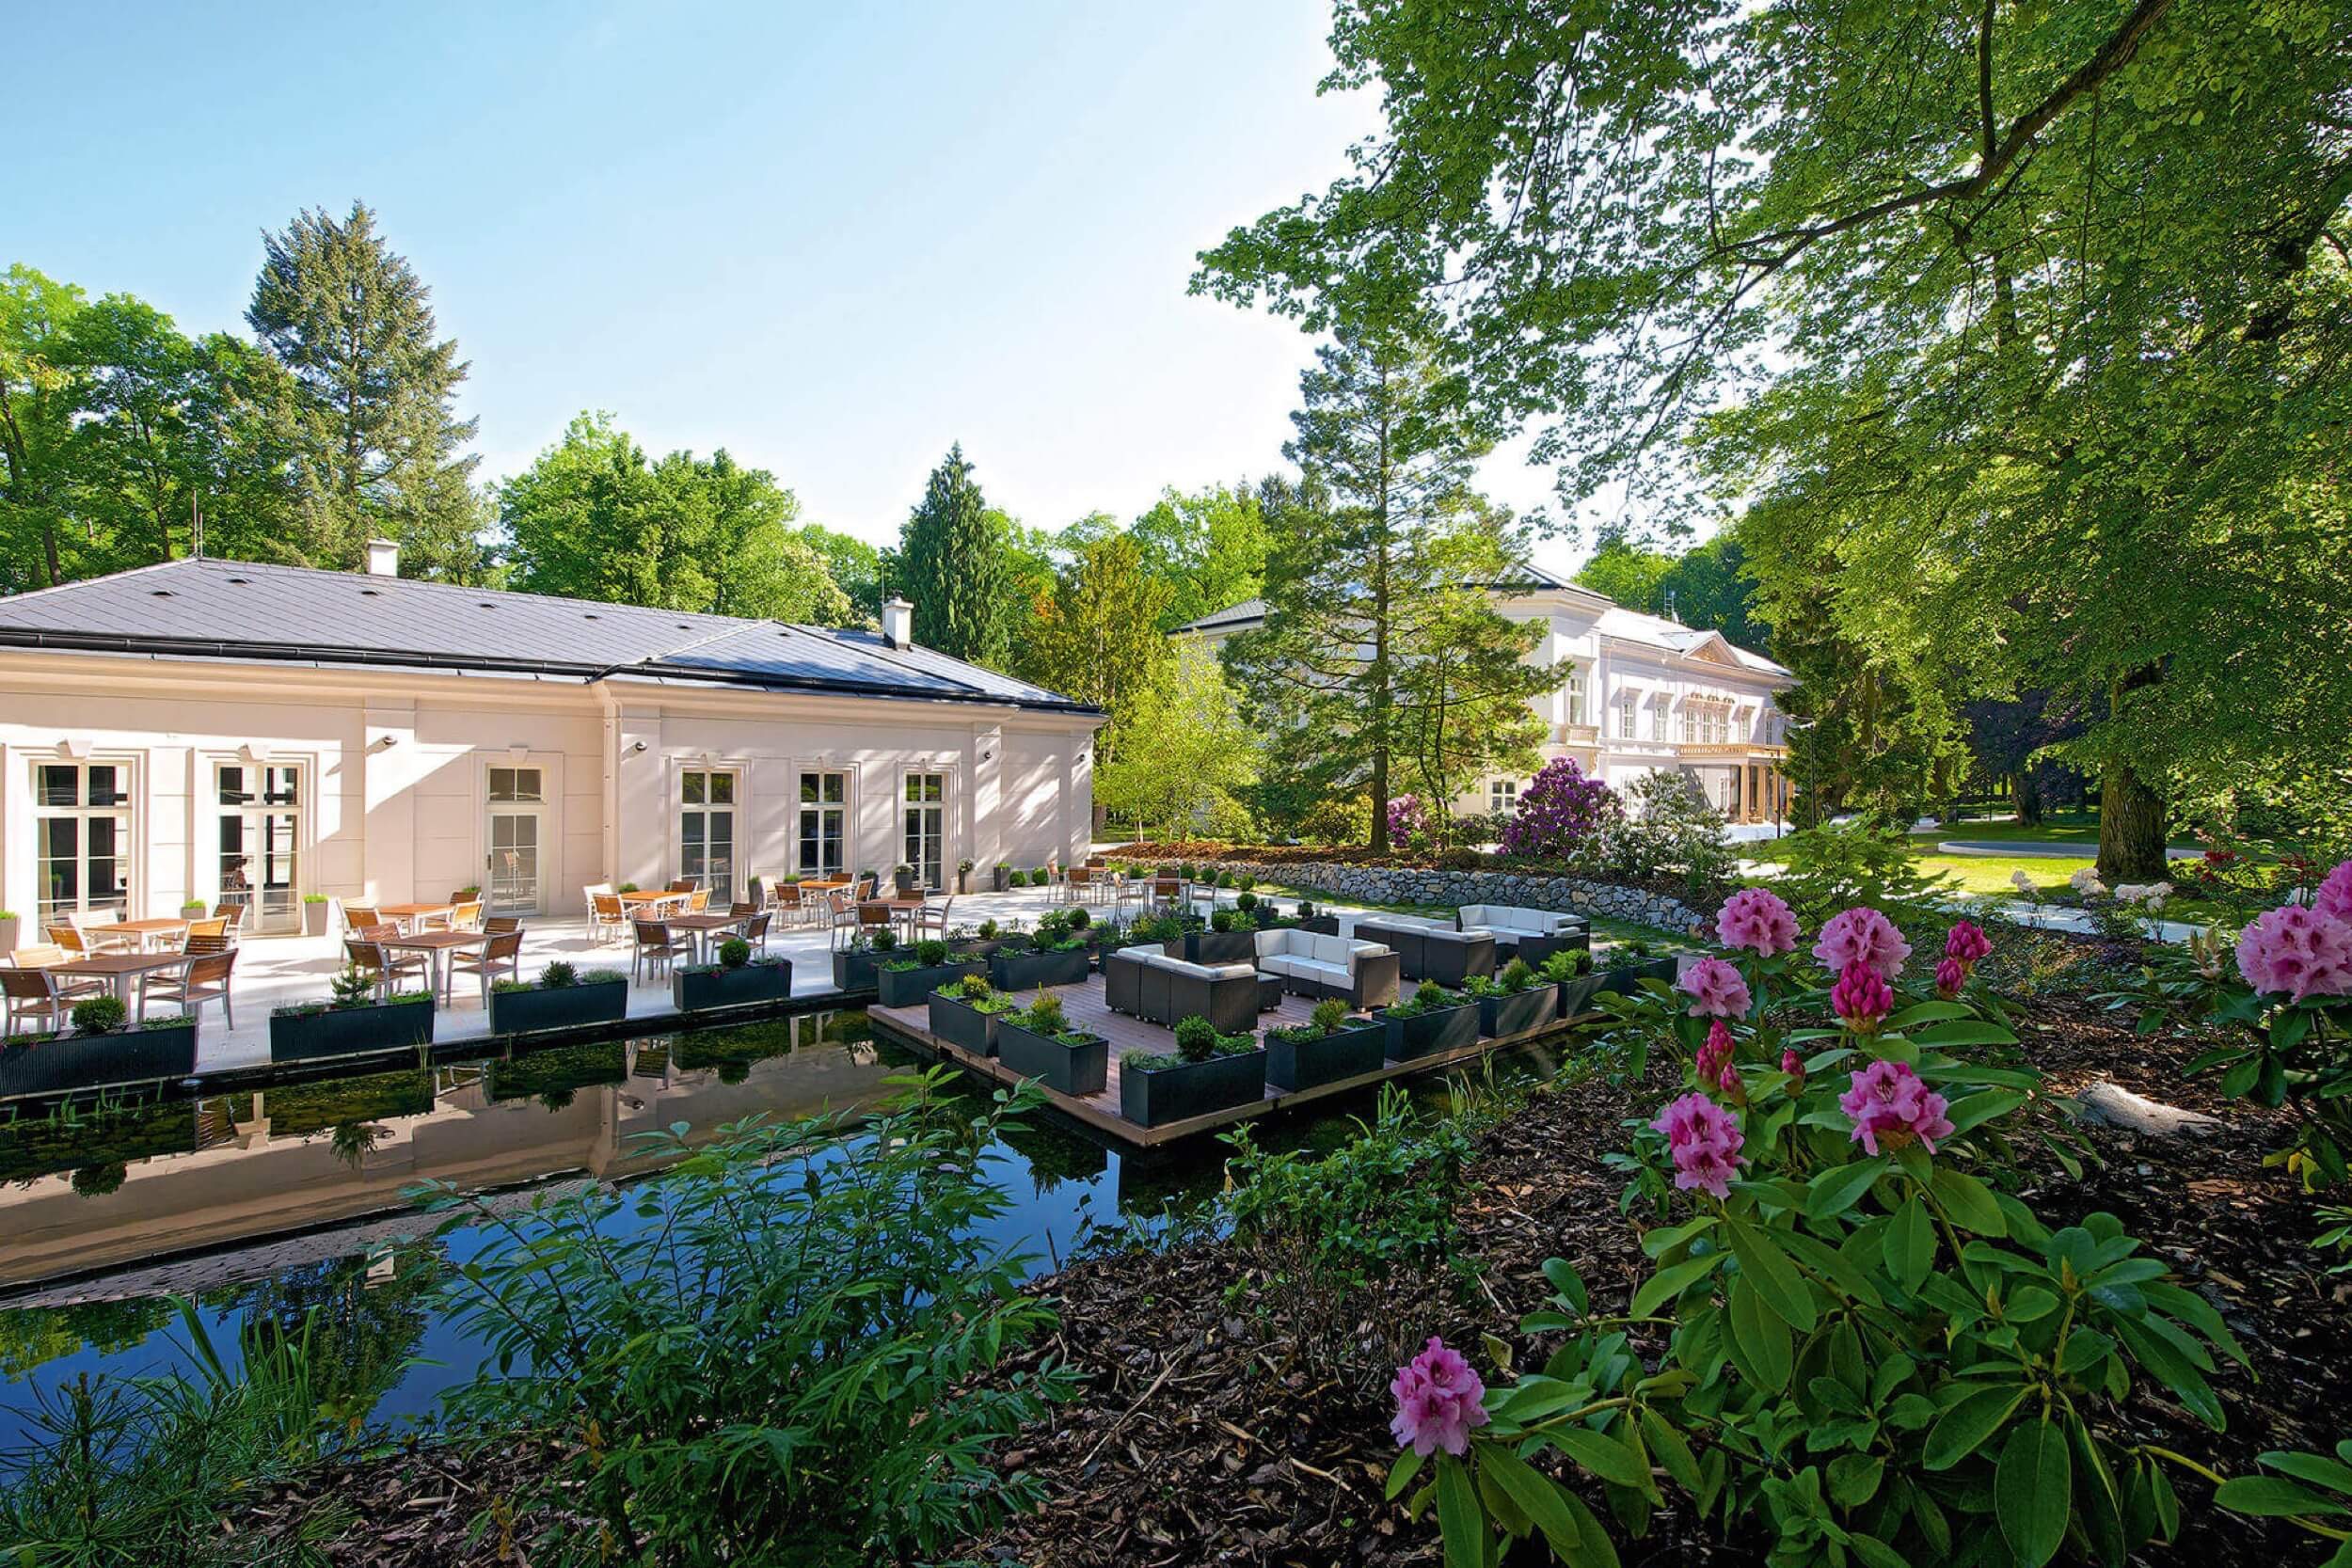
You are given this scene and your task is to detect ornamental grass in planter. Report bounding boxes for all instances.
[993,990,1108,1097]
[1377,980,1480,1061]
[675,937,796,1012]
[1263,996,1387,1092]
[489,960,629,1037]
[1118,1016,1266,1127]
[1541,946,1605,1020]
[929,971,1017,1056]
[874,938,982,1007]
[270,965,436,1065]
[0,996,199,1099]
[1465,958,1560,1038]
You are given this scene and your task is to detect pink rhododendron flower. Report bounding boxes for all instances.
[1390,1337,1490,1457]
[1814,907,1911,982]
[1677,957,1753,1019]
[1695,1019,1743,1099]
[1839,1060,1955,1156]
[1781,1048,1805,1085]
[2316,861,2352,926]
[1831,960,1894,1033]
[1717,887,1800,958]
[1934,957,1966,999]
[1651,1091,1747,1197]
[2235,904,2352,1003]
[1944,920,1993,967]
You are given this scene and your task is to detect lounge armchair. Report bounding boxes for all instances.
[1252,928,1400,1009]
[1456,904,1591,967]
[1104,945,1259,1034]
[1353,915,1497,986]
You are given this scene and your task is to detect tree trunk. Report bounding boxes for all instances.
[2096,758,2167,881]
[2011,768,2043,827]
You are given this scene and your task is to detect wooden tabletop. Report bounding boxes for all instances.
[378,902,455,919]
[618,890,689,904]
[667,912,748,932]
[89,918,190,936]
[378,929,489,951]
[54,951,189,977]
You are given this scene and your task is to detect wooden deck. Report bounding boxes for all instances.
[868,971,1587,1147]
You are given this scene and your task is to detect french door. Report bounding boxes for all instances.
[216,763,303,934]
[681,768,738,897]
[798,771,847,879]
[486,767,545,915]
[902,772,946,892]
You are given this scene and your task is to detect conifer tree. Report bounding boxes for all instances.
[896,443,1009,664]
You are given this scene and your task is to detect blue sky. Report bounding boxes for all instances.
[7,0,1583,569]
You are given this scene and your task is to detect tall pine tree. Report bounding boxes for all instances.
[246,201,482,577]
[896,442,1009,665]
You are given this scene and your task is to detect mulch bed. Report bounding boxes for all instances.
[236,959,2349,1567]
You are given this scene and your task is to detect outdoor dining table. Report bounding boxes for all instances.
[871,895,934,942]
[618,890,692,916]
[666,911,752,961]
[377,901,457,934]
[85,917,191,952]
[51,949,193,1003]
[376,927,491,1006]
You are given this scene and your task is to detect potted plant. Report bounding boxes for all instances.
[928,971,1015,1056]
[1294,899,1340,937]
[875,937,983,1007]
[993,989,1109,1096]
[674,937,795,1012]
[992,911,1092,990]
[301,894,333,937]
[1544,947,1605,1020]
[0,995,200,1099]
[893,863,917,896]
[1597,938,1678,997]
[1118,1016,1266,1128]
[1378,980,1481,1061]
[1263,996,1388,1092]
[180,898,208,920]
[991,863,1011,893]
[957,857,975,895]
[1183,907,1257,965]
[270,964,436,1065]
[488,960,629,1037]
[1465,958,1559,1038]
[832,927,898,990]
[0,910,17,955]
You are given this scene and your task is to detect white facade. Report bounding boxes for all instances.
[1184,574,1794,826]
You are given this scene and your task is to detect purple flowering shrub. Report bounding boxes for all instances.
[1389,901,2253,1568]
[1385,793,1432,849]
[1497,758,1620,859]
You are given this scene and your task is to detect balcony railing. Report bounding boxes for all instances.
[1676,740,1788,758]
[1552,722,1600,745]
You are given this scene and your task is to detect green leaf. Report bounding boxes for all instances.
[1805,1158,1886,1220]
[1883,1195,1934,1292]
[1924,1384,2027,1470]
[2262,1450,2352,1497]
[1544,1257,1591,1315]
[1996,1418,2072,1567]
[1930,1166,2008,1235]
[1726,1218,1819,1332]
[1480,1446,1586,1560]
[1631,1252,1723,1318]
[1886,1000,1975,1030]
[1435,1451,1486,1568]
[1388,1448,1427,1501]
[1639,1407,1703,1495]
[1544,1424,1655,1495]
[2216,1474,2351,1517]
[1725,1275,1793,1392]
[1913,1021,2019,1047]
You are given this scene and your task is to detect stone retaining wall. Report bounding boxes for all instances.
[1179,857,1714,937]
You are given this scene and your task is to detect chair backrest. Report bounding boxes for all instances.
[729,901,755,917]
[344,938,385,969]
[688,889,711,912]
[450,900,484,928]
[344,903,382,930]
[11,943,69,969]
[0,967,56,1002]
[773,884,803,908]
[214,903,246,927]
[485,916,521,935]
[186,916,229,939]
[855,901,891,929]
[184,934,232,956]
[583,882,613,900]
[188,950,236,986]
[745,913,771,942]
[667,878,695,893]
[486,930,525,960]
[45,924,87,954]
[634,920,670,945]
[592,892,625,920]
[1069,867,1091,885]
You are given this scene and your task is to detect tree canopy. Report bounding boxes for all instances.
[897,443,1012,665]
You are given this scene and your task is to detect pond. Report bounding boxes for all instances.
[0,1009,1560,1453]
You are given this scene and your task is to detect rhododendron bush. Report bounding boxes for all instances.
[1389,902,2250,1568]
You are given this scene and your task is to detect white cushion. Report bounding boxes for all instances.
[1258,954,1301,978]
[1311,933,1355,966]
[1292,958,1349,986]
[1449,927,1493,941]
[1209,961,1257,980]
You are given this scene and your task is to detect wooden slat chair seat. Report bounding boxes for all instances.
[140,948,236,1027]
[588,890,628,944]
[452,929,525,1005]
[1,967,67,1036]
[631,920,685,982]
[344,935,428,999]
[742,912,773,952]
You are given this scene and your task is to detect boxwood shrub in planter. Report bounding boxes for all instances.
[1540,948,1605,1020]
[1183,911,1257,966]
[991,909,1094,990]
[873,939,982,1007]
[1378,981,1481,1061]
[488,961,629,1037]
[1294,901,1341,938]
[0,1000,200,1098]
[831,931,900,992]
[674,938,796,1012]
[928,973,1016,1056]
[1118,1017,1266,1128]
[1467,959,1561,1038]
[270,967,436,1065]
[1263,997,1387,1092]
[993,991,1108,1097]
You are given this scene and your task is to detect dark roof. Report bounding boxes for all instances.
[1177,563,1582,636]
[0,558,1097,716]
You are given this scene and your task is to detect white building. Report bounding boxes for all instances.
[1182,566,1794,826]
[0,546,1103,935]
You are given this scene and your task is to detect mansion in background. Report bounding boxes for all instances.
[1183,566,1794,829]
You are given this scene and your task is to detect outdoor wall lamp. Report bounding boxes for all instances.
[630,739,648,753]
[373,735,398,751]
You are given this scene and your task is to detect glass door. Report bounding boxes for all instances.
[215,763,303,934]
[486,767,546,915]
[902,772,946,892]
[798,771,846,879]
[33,762,133,927]
[680,768,737,897]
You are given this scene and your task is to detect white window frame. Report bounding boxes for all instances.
[1565,665,1587,726]
[32,757,137,928]
[797,768,850,879]
[900,768,950,893]
[214,759,308,934]
[679,767,740,897]
[1488,778,1518,817]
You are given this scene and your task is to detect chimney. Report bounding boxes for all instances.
[364,538,401,578]
[881,596,914,649]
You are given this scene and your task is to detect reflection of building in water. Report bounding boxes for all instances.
[0,1013,893,1296]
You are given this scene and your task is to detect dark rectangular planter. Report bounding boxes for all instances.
[996,1022,1109,1096]
[1263,1021,1387,1092]
[929,990,1004,1056]
[0,1023,199,1099]
[269,997,435,1065]
[1119,1048,1267,1127]
[487,979,628,1037]
[1556,974,1606,1020]
[1296,915,1342,936]
[948,936,1006,961]
[831,949,882,991]
[1598,957,1679,996]
[674,960,795,1012]
[991,945,1090,991]
[1182,929,1257,965]
[1380,999,1481,1061]
[874,958,982,1007]
[1478,983,1560,1039]
[1508,931,1592,970]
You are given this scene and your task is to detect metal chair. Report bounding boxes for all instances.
[448,900,485,930]
[452,929,524,1005]
[344,935,428,1000]
[771,882,805,927]
[212,903,247,942]
[44,924,90,957]
[631,920,684,982]
[589,891,628,945]
[742,912,772,953]
[140,948,236,1027]
[485,915,521,936]
[1,968,68,1036]
[687,889,712,913]
[914,895,952,942]
[343,902,383,933]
